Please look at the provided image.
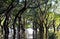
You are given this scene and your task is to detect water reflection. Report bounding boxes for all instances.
[8,28,13,39]
[25,28,33,39]
[2,27,34,39]
[2,27,60,39]
[1,27,39,39]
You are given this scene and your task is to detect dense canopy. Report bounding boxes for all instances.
[0,0,60,39]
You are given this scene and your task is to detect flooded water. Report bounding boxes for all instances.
[1,27,60,39]
[1,28,35,39]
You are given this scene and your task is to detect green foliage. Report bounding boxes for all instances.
[0,0,60,39]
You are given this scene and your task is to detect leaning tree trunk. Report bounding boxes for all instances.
[13,5,27,39]
[13,0,27,38]
[2,1,16,39]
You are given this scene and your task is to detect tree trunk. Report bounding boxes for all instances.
[21,25,25,39]
[3,15,9,39]
[39,21,44,39]
[33,22,35,39]
[46,27,48,39]
[33,21,37,39]
[13,25,16,39]
[17,16,21,39]
[53,20,55,33]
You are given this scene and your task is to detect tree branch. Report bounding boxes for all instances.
[1,0,15,14]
